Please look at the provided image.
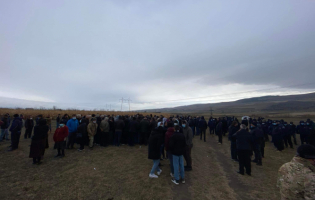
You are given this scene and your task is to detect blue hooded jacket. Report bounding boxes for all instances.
[66,118,79,133]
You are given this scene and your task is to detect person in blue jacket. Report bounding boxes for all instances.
[66,114,79,149]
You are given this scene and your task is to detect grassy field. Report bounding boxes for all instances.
[0,120,298,200]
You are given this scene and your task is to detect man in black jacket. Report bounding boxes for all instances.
[169,125,186,185]
[250,122,264,166]
[233,124,253,176]
[198,116,207,142]
[216,120,223,144]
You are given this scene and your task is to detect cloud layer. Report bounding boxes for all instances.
[1,0,315,110]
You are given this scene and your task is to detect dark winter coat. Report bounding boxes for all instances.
[139,119,150,133]
[169,131,186,156]
[165,127,175,151]
[25,119,34,129]
[115,119,125,131]
[250,127,264,146]
[148,130,163,160]
[228,126,239,141]
[129,120,139,132]
[9,117,22,132]
[232,129,253,150]
[29,122,49,158]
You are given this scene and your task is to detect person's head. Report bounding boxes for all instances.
[91,118,97,124]
[29,115,33,120]
[297,144,315,166]
[231,121,238,127]
[13,114,19,118]
[72,114,76,119]
[174,125,180,132]
[39,119,47,126]
[182,120,187,128]
[250,122,257,129]
[104,117,109,121]
[240,124,247,130]
[300,121,305,126]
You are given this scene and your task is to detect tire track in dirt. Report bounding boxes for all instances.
[207,135,252,200]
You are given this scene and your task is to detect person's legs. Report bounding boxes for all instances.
[179,155,185,180]
[218,134,222,144]
[168,151,174,174]
[33,157,37,164]
[203,129,206,142]
[10,132,16,149]
[116,131,122,146]
[16,132,21,148]
[5,129,9,140]
[0,129,5,141]
[150,159,160,174]
[238,150,245,174]
[190,127,195,137]
[283,136,289,148]
[89,136,94,148]
[288,136,293,148]
[245,150,251,175]
[292,133,297,145]
[173,155,180,181]
[261,146,265,158]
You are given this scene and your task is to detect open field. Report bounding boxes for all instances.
[0,120,299,200]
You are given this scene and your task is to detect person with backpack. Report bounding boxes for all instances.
[8,114,22,151]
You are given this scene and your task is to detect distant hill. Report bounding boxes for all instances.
[141,92,315,114]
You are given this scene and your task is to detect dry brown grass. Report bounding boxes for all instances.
[0,119,297,200]
[0,108,170,119]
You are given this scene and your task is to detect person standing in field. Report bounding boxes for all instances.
[229,121,239,161]
[8,114,22,151]
[99,117,110,147]
[198,116,207,142]
[53,120,69,157]
[277,144,315,200]
[30,119,49,164]
[148,128,163,178]
[182,120,193,171]
[77,118,88,151]
[169,125,186,185]
[233,124,253,176]
[56,114,61,129]
[66,114,79,149]
[114,116,125,147]
[0,114,10,141]
[216,119,223,145]
[165,122,175,177]
[87,118,98,149]
[24,115,34,139]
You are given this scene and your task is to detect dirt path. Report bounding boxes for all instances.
[207,135,252,200]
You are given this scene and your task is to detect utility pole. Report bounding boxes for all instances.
[210,107,214,117]
[126,98,132,112]
[119,98,124,111]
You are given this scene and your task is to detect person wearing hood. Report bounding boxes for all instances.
[148,128,163,178]
[53,120,69,157]
[66,114,79,149]
[87,118,98,149]
[165,122,175,177]
[30,119,49,164]
[182,120,193,171]
[8,114,23,151]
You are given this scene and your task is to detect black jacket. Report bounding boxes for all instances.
[115,119,125,131]
[33,125,49,140]
[129,120,139,132]
[233,129,253,150]
[169,131,186,156]
[228,126,239,141]
[148,130,163,160]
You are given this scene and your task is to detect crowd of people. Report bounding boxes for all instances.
[0,113,314,193]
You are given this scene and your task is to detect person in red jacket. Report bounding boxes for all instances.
[165,121,175,177]
[53,123,69,158]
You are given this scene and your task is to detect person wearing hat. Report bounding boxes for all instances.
[298,121,309,145]
[277,144,315,199]
[272,121,285,152]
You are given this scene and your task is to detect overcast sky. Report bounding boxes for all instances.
[1,0,315,111]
